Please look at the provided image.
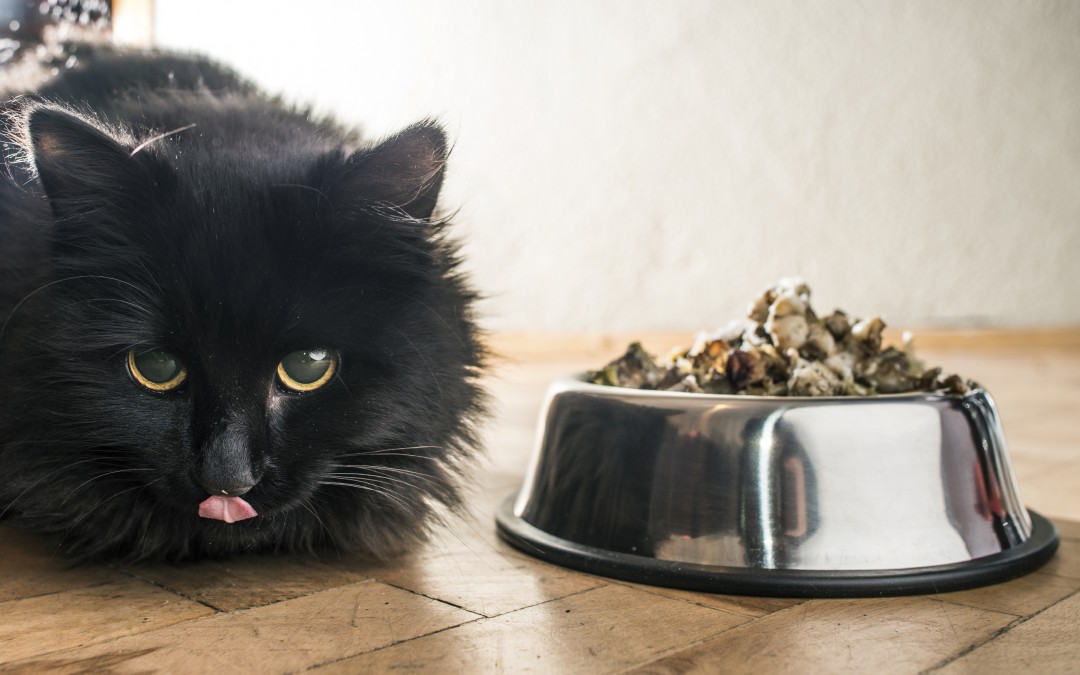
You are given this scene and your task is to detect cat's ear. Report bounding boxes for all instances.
[26,106,153,218]
[336,121,448,222]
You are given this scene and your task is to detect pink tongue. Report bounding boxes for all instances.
[198,495,258,523]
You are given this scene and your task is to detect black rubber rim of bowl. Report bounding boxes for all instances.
[495,494,1060,598]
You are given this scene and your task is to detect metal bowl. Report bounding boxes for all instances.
[496,375,1059,597]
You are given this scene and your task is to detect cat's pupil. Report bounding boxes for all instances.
[133,349,182,383]
[281,349,332,384]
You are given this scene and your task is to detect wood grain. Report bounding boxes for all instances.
[314,584,751,673]
[121,553,375,612]
[1055,519,1080,541]
[931,571,1080,617]
[0,580,213,664]
[3,581,476,673]
[372,538,606,618]
[1020,460,1080,522]
[631,597,1016,675]
[1040,539,1080,581]
[936,591,1080,673]
[0,527,125,603]
[611,580,805,618]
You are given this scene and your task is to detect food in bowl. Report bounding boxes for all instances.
[589,278,974,397]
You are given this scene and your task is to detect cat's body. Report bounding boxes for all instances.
[0,45,485,561]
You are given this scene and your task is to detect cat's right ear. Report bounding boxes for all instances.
[333,121,449,223]
[26,106,156,220]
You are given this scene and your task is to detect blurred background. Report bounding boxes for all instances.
[5,0,1079,334]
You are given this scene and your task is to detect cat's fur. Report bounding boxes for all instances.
[0,45,486,561]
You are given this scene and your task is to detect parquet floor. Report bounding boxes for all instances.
[1,330,1078,673]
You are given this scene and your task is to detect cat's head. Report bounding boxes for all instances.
[6,105,484,559]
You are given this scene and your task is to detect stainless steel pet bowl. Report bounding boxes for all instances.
[496,375,1058,597]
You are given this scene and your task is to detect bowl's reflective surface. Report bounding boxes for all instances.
[511,376,1037,573]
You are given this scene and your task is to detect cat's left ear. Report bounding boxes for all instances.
[336,121,448,222]
[26,106,161,220]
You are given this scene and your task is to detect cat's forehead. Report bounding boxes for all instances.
[89,147,431,354]
[164,161,338,258]
[143,182,344,328]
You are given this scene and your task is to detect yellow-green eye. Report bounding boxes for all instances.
[277,348,337,392]
[128,348,187,392]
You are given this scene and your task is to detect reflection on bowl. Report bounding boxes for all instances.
[496,375,1058,597]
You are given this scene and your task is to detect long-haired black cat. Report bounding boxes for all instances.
[0,44,486,561]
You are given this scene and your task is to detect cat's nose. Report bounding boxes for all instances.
[200,479,257,497]
[198,420,260,497]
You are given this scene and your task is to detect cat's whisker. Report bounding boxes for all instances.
[330,465,442,489]
[0,456,133,520]
[347,452,440,462]
[102,476,159,547]
[390,326,444,404]
[350,477,441,513]
[327,471,425,493]
[275,510,292,552]
[354,465,440,479]
[79,297,155,317]
[330,468,440,485]
[365,445,443,453]
[433,513,510,575]
[270,183,332,205]
[0,439,125,448]
[296,495,340,554]
[318,480,380,492]
[53,479,163,556]
[60,468,157,506]
[332,371,352,395]
[318,478,418,512]
[129,122,197,157]
[333,445,444,460]
[109,340,154,360]
[321,474,407,489]
[128,254,167,298]
[0,274,155,348]
[131,484,164,559]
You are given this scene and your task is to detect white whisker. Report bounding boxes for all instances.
[330,465,441,488]
[327,471,424,493]
[0,458,136,520]
[61,468,155,505]
[297,496,339,554]
[0,275,154,347]
[54,479,163,555]
[318,478,417,512]
[333,445,443,459]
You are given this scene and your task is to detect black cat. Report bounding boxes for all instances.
[0,44,486,561]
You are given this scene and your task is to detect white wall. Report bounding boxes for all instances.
[153,1,1080,332]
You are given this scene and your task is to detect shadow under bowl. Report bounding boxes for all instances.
[496,375,1059,597]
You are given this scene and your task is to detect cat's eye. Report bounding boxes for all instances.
[128,348,187,392]
[277,349,337,392]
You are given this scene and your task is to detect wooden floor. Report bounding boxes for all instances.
[2,330,1079,673]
